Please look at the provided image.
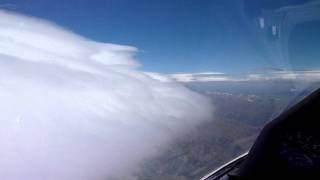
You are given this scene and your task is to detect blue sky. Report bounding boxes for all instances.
[0,0,319,73]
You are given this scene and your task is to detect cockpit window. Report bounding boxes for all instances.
[0,0,319,180]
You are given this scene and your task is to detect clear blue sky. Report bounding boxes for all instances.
[1,0,319,73]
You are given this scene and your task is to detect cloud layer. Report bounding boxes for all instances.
[0,10,212,180]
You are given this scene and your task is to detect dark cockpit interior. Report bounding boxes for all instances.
[229,88,320,179]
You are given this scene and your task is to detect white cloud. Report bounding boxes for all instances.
[0,10,213,180]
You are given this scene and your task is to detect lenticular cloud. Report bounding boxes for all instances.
[0,10,212,180]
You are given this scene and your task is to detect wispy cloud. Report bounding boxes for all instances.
[0,3,17,10]
[169,72,228,82]
[170,70,320,82]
